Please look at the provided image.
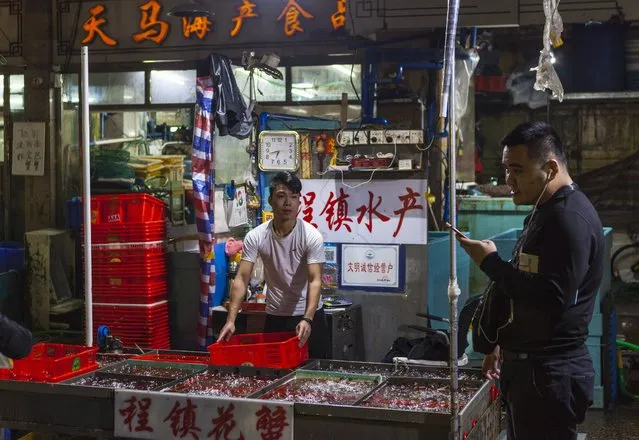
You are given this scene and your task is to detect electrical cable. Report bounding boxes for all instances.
[347,0,365,140]
[476,177,551,344]
[316,142,398,190]
[64,2,83,71]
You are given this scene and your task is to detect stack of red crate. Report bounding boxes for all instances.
[86,193,170,349]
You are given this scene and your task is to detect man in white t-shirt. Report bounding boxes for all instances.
[217,172,328,358]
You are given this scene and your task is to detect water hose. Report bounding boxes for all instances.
[617,339,639,401]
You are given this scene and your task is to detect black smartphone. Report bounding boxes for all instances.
[445,222,468,239]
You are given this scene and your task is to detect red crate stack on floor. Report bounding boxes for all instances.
[86,193,170,349]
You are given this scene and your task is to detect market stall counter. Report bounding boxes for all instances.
[0,353,500,440]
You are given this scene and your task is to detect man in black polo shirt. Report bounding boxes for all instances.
[457,122,604,440]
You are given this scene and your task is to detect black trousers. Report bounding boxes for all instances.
[500,350,595,440]
[263,308,330,359]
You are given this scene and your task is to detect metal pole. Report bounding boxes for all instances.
[448,59,461,440]
[81,46,93,347]
[440,0,461,119]
[442,1,461,439]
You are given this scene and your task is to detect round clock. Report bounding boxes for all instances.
[258,130,300,172]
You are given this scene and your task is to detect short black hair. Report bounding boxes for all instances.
[500,121,567,166]
[269,171,302,195]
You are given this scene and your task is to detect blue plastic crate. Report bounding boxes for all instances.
[486,227,613,303]
[0,242,25,273]
[589,313,603,337]
[426,231,471,331]
[587,335,603,386]
[457,198,530,295]
[470,228,521,293]
[592,385,605,409]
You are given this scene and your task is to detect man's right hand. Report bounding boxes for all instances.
[482,345,501,380]
[217,322,236,342]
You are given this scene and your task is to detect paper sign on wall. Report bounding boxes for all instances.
[12,122,46,176]
[340,244,405,291]
[297,179,427,245]
[114,390,293,440]
[229,186,249,228]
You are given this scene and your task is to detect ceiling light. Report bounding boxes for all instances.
[167,0,214,18]
[292,83,314,89]
[291,89,315,99]
[331,65,353,76]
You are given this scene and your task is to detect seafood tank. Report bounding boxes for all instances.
[164,370,277,397]
[68,373,173,391]
[304,360,484,381]
[304,360,398,377]
[96,353,139,368]
[258,371,382,405]
[359,378,482,412]
[99,360,206,379]
[394,365,484,381]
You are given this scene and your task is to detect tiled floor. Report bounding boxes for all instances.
[496,402,638,440]
[579,402,639,440]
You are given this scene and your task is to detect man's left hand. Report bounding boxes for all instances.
[457,236,497,267]
[296,319,312,348]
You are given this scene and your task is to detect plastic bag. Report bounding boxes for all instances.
[507,72,549,109]
[454,49,480,144]
[532,0,564,101]
[455,49,480,122]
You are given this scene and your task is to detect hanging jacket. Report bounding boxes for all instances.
[0,312,32,359]
[209,54,254,140]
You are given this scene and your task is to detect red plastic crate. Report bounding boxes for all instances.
[85,221,166,244]
[116,335,170,349]
[93,291,167,304]
[132,352,210,364]
[92,268,166,286]
[89,241,166,266]
[93,319,169,332]
[0,343,99,382]
[208,332,308,369]
[93,301,169,342]
[91,259,166,274]
[93,280,167,295]
[93,300,168,313]
[92,281,168,303]
[90,193,165,225]
[92,318,169,330]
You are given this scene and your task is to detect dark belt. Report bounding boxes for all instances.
[502,344,588,361]
[502,351,530,361]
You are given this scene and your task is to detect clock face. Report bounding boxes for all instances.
[258,131,300,172]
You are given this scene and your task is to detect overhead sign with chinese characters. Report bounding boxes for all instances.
[340,244,405,292]
[297,179,427,245]
[114,390,293,440]
[54,0,349,62]
[12,122,46,176]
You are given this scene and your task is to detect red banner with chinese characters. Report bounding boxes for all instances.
[295,179,428,245]
[114,390,294,440]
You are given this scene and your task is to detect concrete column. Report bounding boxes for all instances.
[18,0,56,236]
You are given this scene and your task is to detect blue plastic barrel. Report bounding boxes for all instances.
[66,197,83,230]
[0,242,25,272]
[571,23,625,92]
